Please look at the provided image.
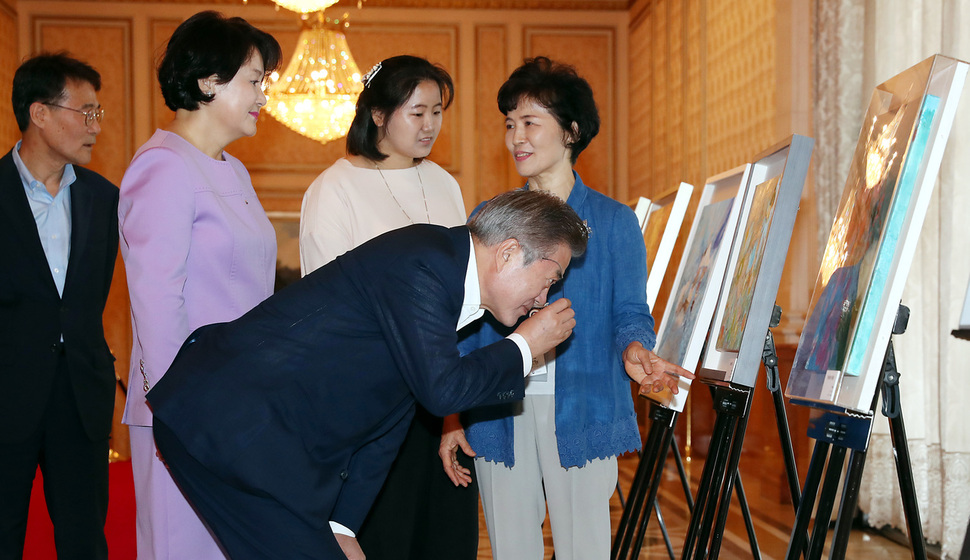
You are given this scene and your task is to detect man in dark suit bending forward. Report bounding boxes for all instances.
[149,190,593,560]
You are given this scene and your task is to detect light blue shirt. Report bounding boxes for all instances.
[13,140,75,297]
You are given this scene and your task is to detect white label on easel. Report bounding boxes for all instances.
[821,370,840,402]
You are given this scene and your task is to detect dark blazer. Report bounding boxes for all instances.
[148,224,525,535]
[0,149,119,444]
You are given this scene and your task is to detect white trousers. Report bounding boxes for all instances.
[475,394,617,560]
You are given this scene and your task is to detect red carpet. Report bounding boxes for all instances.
[23,460,137,560]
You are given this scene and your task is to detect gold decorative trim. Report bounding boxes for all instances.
[68,0,631,9]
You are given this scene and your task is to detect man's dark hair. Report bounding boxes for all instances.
[157,11,282,112]
[468,189,588,264]
[12,52,101,132]
[497,56,600,164]
[346,55,454,162]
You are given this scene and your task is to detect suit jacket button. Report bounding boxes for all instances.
[50,343,58,353]
[339,470,349,480]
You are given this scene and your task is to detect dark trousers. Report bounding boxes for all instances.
[357,406,479,560]
[0,353,109,560]
[152,420,343,560]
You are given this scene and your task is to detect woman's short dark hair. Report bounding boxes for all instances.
[497,56,600,163]
[468,189,588,264]
[12,52,101,132]
[346,55,454,162]
[158,11,282,112]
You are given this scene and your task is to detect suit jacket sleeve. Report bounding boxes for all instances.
[119,149,196,394]
[329,231,524,530]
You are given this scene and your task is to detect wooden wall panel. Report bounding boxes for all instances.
[0,1,18,148]
[474,24,512,204]
[525,27,616,197]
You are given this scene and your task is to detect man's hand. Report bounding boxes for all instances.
[623,342,694,396]
[513,298,575,359]
[335,533,365,560]
[439,414,475,487]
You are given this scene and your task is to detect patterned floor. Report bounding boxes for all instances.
[475,452,918,559]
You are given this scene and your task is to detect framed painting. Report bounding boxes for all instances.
[786,54,968,413]
[267,211,302,291]
[698,134,814,388]
[632,182,694,309]
[646,166,750,410]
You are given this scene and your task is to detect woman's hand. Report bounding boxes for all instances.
[623,342,694,395]
[439,414,476,487]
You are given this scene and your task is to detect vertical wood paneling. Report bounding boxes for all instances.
[0,2,18,148]
[474,24,511,205]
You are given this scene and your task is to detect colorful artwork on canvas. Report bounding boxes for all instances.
[655,197,733,364]
[643,203,673,274]
[788,94,937,402]
[715,176,781,352]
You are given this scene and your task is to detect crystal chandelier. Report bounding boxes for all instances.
[271,0,339,14]
[263,9,364,144]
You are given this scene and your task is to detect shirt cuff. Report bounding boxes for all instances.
[330,521,355,538]
[505,333,533,376]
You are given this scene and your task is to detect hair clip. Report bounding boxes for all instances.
[363,61,382,88]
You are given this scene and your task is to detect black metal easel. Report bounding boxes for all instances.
[784,304,926,560]
[611,403,690,560]
[613,306,803,559]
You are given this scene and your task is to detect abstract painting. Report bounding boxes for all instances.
[716,176,781,352]
[655,197,733,366]
[787,54,967,412]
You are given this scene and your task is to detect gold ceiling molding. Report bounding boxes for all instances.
[54,0,632,9]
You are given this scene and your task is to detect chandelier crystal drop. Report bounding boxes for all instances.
[271,0,340,14]
[263,14,364,145]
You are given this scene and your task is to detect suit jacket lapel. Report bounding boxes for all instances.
[65,174,92,293]
[0,151,59,294]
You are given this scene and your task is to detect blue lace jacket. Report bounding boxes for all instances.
[459,173,656,468]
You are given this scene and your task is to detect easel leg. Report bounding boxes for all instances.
[888,401,927,558]
[709,411,758,559]
[691,414,737,560]
[807,445,847,560]
[612,413,665,560]
[682,407,731,560]
[829,448,867,559]
[632,421,678,558]
[732,473,762,560]
[786,440,830,560]
[672,436,695,511]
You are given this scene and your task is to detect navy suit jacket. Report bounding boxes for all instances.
[0,149,118,443]
[148,224,525,534]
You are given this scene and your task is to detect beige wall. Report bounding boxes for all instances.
[10,0,632,456]
[14,2,630,214]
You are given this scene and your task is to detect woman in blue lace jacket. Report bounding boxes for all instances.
[439,57,693,560]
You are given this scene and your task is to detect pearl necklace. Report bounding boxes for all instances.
[376,163,430,224]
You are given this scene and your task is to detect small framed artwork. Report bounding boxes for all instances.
[266,211,302,291]
[633,183,694,309]
[786,54,968,413]
[647,166,751,411]
[698,134,814,389]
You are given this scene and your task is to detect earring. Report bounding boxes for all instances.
[203,91,214,99]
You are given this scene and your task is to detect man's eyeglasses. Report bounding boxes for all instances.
[44,103,105,127]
